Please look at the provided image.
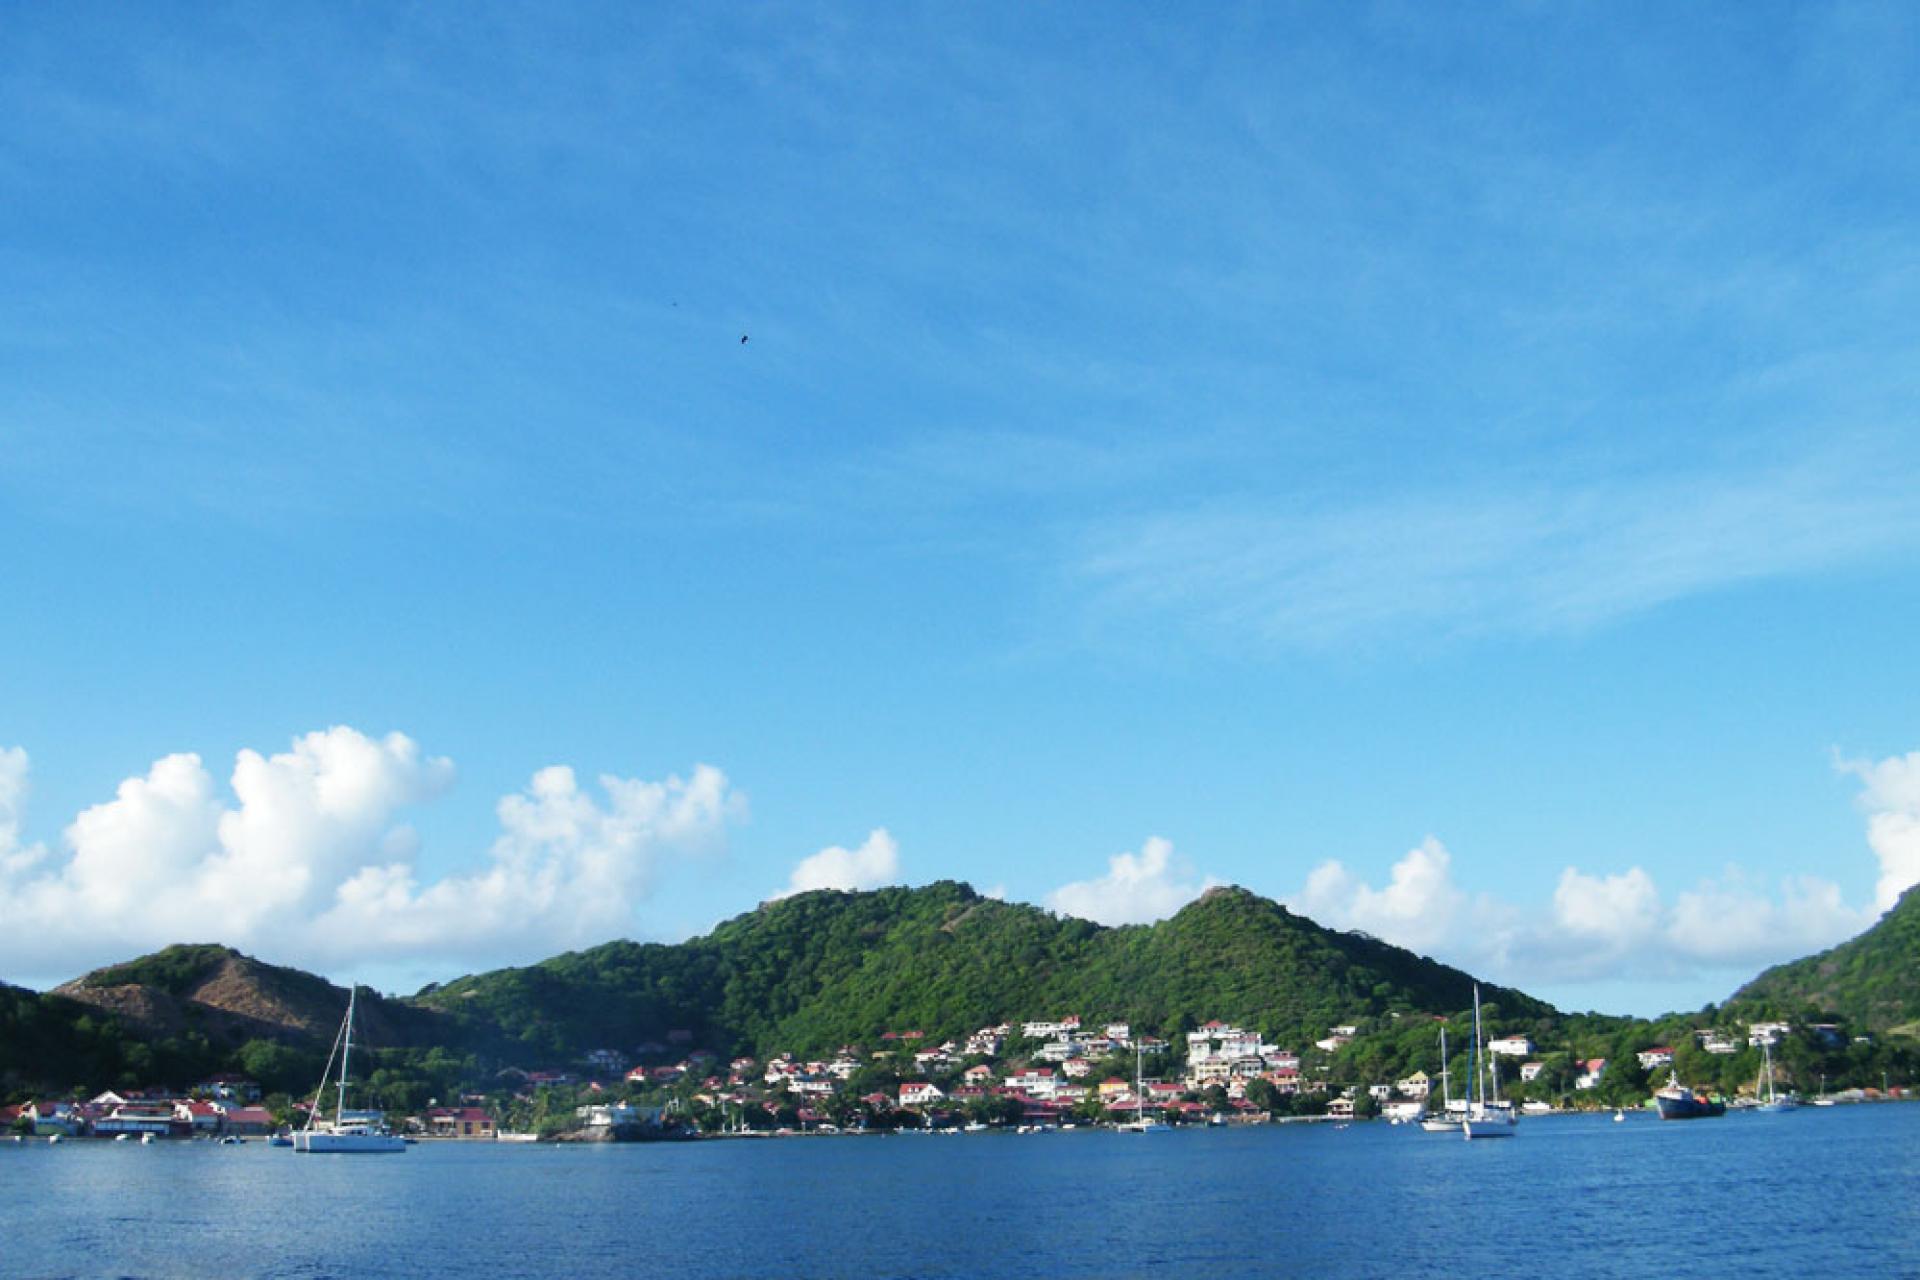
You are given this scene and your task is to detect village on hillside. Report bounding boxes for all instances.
[7,1008,1901,1142]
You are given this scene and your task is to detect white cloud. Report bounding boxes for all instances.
[0,746,47,877]
[1286,845,1870,991]
[774,828,900,899]
[310,761,739,961]
[1838,750,1920,912]
[1551,866,1663,950]
[1293,837,1474,954]
[1047,836,1221,926]
[0,728,744,984]
[1666,869,1869,965]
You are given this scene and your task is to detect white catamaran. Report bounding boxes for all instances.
[293,986,406,1154]
[1461,984,1517,1140]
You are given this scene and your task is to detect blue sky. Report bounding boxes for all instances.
[4,3,1919,1017]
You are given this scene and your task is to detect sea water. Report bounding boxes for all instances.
[5,1105,1917,1279]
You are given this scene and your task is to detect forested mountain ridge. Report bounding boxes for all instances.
[1725,883,1920,1034]
[413,881,1554,1060]
[9,878,1916,1104]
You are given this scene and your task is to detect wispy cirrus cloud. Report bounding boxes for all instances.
[1076,447,1920,648]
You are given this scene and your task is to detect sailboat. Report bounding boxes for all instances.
[1754,1041,1799,1113]
[1117,1036,1169,1133]
[293,986,406,1154]
[1420,1025,1463,1132]
[1461,985,1517,1140]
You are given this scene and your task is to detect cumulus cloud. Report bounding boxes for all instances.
[1238,750,1920,996]
[1665,869,1869,965]
[1838,750,1920,912]
[0,728,744,983]
[1047,836,1221,926]
[0,746,47,877]
[774,828,900,899]
[1293,837,1481,955]
[1287,846,1871,990]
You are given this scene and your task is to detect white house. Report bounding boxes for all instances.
[1008,1068,1058,1097]
[1519,1062,1547,1082]
[1574,1059,1607,1090]
[576,1103,644,1128]
[898,1082,945,1107]
[1488,1035,1535,1058]
[1636,1047,1674,1070]
[1748,1022,1791,1047]
[1022,1017,1080,1039]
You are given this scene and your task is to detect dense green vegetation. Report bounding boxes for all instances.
[416,882,1551,1061]
[0,982,223,1097]
[1726,884,1920,1034]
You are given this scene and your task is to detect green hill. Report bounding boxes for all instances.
[414,881,1553,1061]
[56,942,447,1048]
[1725,883,1920,1035]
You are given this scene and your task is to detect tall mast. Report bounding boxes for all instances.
[1471,985,1484,1107]
[1440,1025,1450,1108]
[336,986,356,1125]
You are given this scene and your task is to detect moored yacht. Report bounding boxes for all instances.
[1420,1025,1463,1133]
[1117,1037,1170,1133]
[1461,985,1517,1140]
[1754,1041,1799,1114]
[293,986,406,1154]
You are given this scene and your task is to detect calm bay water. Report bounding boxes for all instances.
[6,1106,1918,1279]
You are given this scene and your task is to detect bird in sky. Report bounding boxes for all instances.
[740,334,749,344]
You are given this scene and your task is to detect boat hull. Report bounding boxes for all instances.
[1461,1116,1516,1140]
[293,1130,406,1154]
[1653,1094,1725,1121]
